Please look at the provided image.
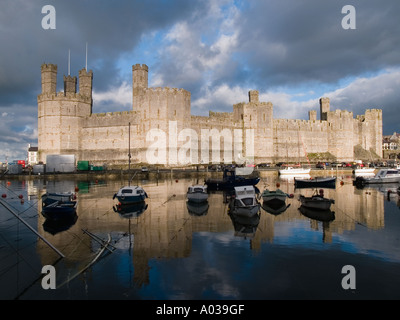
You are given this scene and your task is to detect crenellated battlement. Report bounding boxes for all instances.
[37,91,92,103]
[143,86,191,97]
[37,61,383,164]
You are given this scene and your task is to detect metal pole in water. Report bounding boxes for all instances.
[0,199,65,258]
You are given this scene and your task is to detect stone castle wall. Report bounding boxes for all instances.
[37,63,383,166]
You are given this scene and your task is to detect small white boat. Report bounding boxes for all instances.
[187,185,208,203]
[299,190,334,210]
[279,166,311,175]
[113,185,148,205]
[229,186,260,217]
[353,167,376,175]
[354,168,400,185]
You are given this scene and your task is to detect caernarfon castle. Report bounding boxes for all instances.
[37,63,383,166]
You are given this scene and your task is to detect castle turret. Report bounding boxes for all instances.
[41,63,57,94]
[64,75,77,94]
[38,63,93,163]
[320,97,330,121]
[132,64,148,91]
[249,90,259,103]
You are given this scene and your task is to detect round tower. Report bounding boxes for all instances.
[132,64,149,112]
[132,64,148,90]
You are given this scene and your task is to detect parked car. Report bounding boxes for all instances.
[141,166,149,172]
[257,163,271,168]
[331,162,343,167]
[316,162,326,169]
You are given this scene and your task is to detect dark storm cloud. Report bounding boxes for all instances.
[0,0,206,159]
[0,0,204,99]
[236,0,400,88]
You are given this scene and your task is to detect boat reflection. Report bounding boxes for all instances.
[113,201,148,219]
[298,205,335,222]
[228,211,260,239]
[261,201,291,216]
[278,174,311,182]
[42,211,78,235]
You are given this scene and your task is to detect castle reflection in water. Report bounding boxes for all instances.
[28,170,395,288]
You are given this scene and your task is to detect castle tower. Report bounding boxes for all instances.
[41,64,57,94]
[79,68,93,105]
[132,64,148,92]
[320,97,330,121]
[64,75,77,94]
[235,90,274,163]
[249,90,259,103]
[38,63,93,163]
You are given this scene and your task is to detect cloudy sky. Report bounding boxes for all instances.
[1,0,400,162]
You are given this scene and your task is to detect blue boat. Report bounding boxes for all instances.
[205,168,260,190]
[113,185,148,205]
[41,192,78,218]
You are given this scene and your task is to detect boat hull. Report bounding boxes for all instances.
[261,189,287,203]
[353,168,376,175]
[354,176,400,185]
[229,203,261,218]
[41,192,78,218]
[205,177,260,190]
[187,193,208,203]
[294,177,336,189]
[279,168,311,175]
[116,195,146,205]
[299,195,334,210]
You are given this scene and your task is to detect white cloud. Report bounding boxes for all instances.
[92,81,132,107]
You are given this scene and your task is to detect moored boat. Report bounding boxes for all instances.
[298,189,334,210]
[186,185,208,203]
[353,168,400,186]
[261,188,289,204]
[229,185,261,217]
[41,192,78,218]
[279,166,311,175]
[205,168,260,190]
[353,167,376,175]
[113,185,148,204]
[294,176,336,189]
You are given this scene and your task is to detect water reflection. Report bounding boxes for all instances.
[113,201,148,218]
[1,171,400,299]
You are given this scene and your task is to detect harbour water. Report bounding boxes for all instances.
[1,170,400,300]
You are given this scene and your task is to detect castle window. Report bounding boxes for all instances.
[158,109,160,118]
[174,110,177,116]
[241,114,243,120]
[263,113,266,122]
[250,115,252,121]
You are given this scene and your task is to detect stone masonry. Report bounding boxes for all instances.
[37,63,383,166]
